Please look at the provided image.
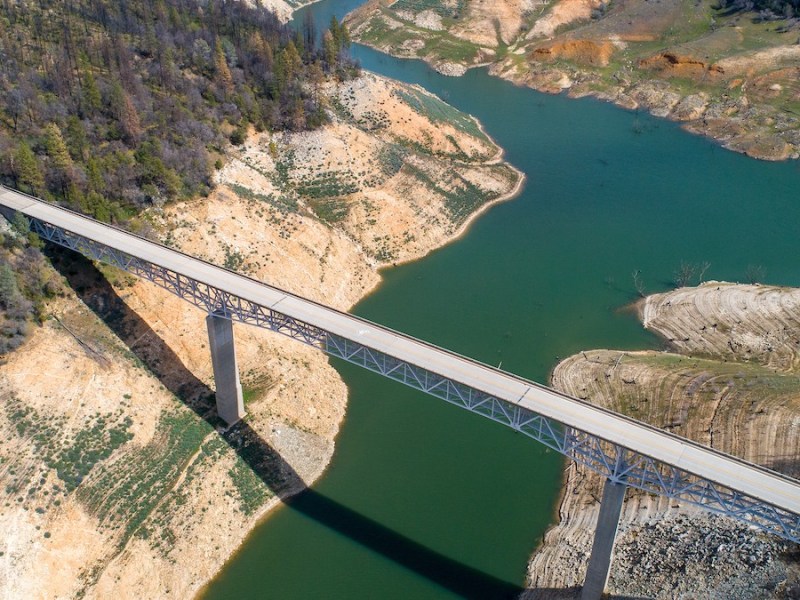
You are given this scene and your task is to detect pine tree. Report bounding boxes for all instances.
[214,39,234,97]
[44,123,75,196]
[109,80,142,142]
[120,91,142,142]
[290,95,306,131]
[85,157,103,192]
[339,22,351,50]
[322,30,336,72]
[329,16,341,49]
[282,40,302,80]
[0,263,22,310]
[308,60,325,111]
[65,116,88,162]
[13,142,44,194]
[44,123,73,173]
[302,11,317,58]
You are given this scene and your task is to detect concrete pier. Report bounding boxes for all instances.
[206,312,245,426]
[581,478,627,600]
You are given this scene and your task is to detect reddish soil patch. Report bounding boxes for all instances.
[639,52,724,80]
[531,39,616,67]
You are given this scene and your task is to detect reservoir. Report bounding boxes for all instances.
[203,1,800,597]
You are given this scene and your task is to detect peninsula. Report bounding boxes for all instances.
[527,282,800,598]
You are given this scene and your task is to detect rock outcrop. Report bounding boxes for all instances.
[524,283,800,598]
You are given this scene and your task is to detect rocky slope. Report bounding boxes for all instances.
[0,72,521,599]
[523,282,800,599]
[255,0,317,22]
[347,0,800,160]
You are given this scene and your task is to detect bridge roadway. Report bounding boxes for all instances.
[1,186,799,534]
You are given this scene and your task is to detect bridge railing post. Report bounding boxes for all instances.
[581,477,627,600]
[206,311,245,426]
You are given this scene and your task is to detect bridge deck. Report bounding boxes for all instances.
[1,186,798,517]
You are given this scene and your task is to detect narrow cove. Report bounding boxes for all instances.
[202,1,800,597]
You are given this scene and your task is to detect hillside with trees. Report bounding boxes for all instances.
[0,0,356,351]
[0,0,357,220]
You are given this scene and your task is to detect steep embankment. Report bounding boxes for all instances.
[0,72,521,599]
[524,282,800,599]
[260,0,319,22]
[346,0,800,160]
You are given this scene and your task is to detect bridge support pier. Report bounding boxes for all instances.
[581,478,627,600]
[206,312,245,426]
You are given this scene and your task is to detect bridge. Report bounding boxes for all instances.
[1,185,798,599]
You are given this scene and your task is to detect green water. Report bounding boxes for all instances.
[202,2,800,598]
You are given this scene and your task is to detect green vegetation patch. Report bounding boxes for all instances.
[355,8,480,64]
[442,179,491,224]
[228,455,273,516]
[77,408,212,542]
[393,88,485,139]
[4,397,133,493]
[308,198,350,224]
[405,163,502,226]
[295,172,360,199]
[0,221,64,353]
[356,15,412,47]
[420,34,480,64]
[377,143,410,176]
[228,183,299,213]
[392,0,467,18]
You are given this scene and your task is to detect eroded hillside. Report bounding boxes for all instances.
[0,73,521,599]
[525,282,800,599]
[347,0,800,159]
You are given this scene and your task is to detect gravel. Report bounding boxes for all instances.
[609,513,800,599]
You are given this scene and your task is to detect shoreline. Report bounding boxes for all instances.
[345,17,799,162]
[191,70,526,596]
[0,61,525,598]
[374,164,527,273]
[194,474,304,599]
[335,81,528,297]
[525,283,800,597]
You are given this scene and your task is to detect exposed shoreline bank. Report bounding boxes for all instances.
[345,0,800,161]
[524,282,800,598]
[0,66,524,600]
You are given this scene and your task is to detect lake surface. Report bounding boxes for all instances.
[202,2,800,598]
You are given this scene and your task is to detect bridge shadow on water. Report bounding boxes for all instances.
[50,246,540,599]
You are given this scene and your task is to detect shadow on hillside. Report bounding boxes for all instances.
[48,245,540,599]
[45,244,216,413]
[764,456,800,480]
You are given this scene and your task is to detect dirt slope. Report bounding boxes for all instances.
[0,72,521,599]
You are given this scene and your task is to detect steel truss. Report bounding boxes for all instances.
[31,219,329,347]
[30,216,800,544]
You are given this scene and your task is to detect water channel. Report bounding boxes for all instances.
[203,1,800,597]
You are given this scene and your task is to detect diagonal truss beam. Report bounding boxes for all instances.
[25,214,800,544]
